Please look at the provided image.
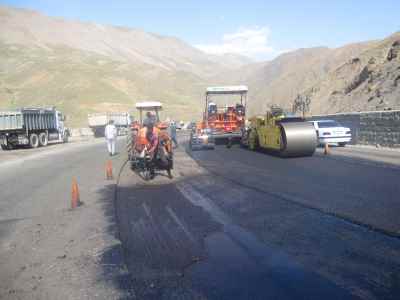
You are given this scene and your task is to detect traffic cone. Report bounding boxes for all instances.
[71,178,81,209]
[324,143,330,155]
[106,160,113,180]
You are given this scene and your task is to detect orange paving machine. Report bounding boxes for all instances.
[127,101,173,180]
[190,86,248,150]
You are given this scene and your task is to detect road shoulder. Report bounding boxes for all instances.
[0,143,132,300]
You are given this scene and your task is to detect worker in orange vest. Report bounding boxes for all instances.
[136,120,159,158]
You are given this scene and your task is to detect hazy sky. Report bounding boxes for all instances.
[1,0,399,60]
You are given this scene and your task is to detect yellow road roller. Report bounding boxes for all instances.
[241,106,318,157]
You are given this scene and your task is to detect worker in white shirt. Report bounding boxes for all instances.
[104,120,117,156]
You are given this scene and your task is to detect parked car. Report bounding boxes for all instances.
[309,120,351,146]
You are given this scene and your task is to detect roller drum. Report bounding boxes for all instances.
[280,122,318,157]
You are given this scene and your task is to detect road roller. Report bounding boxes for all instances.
[241,106,318,157]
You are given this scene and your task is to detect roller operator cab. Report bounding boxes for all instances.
[241,106,318,157]
[190,85,248,150]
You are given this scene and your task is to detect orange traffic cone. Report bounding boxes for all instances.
[324,143,330,155]
[106,160,113,180]
[71,178,81,209]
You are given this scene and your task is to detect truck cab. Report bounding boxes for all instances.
[56,111,69,142]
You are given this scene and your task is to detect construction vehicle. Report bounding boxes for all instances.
[0,107,69,150]
[88,112,131,137]
[190,86,247,150]
[241,106,318,157]
[127,102,173,180]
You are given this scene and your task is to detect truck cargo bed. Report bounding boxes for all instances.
[88,112,130,127]
[0,109,57,132]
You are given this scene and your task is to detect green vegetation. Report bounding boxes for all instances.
[0,43,205,126]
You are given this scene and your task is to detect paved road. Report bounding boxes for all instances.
[115,138,400,299]
[0,138,132,300]
[1,135,400,299]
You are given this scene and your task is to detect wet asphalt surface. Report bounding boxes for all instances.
[115,136,400,300]
[1,135,400,299]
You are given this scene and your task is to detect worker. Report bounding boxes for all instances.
[143,111,157,127]
[145,123,159,160]
[169,121,178,148]
[208,102,217,115]
[104,120,117,156]
[139,121,159,178]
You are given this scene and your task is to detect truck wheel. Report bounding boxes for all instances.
[39,132,48,147]
[29,133,39,148]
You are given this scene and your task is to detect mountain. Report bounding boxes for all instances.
[229,34,400,116]
[0,5,248,126]
[299,32,400,114]
[217,42,380,115]
[0,5,399,127]
[0,5,248,76]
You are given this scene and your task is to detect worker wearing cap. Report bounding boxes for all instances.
[104,120,117,156]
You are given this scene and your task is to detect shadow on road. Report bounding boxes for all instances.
[93,139,400,299]
[96,184,135,299]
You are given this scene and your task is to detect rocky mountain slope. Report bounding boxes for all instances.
[219,42,380,115]
[301,32,400,114]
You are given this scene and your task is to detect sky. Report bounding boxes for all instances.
[1,0,399,60]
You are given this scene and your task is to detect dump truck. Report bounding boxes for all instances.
[241,106,318,157]
[190,85,247,150]
[0,107,70,150]
[88,112,131,137]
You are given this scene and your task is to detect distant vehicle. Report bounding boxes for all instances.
[88,112,131,137]
[309,120,351,146]
[0,107,70,150]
